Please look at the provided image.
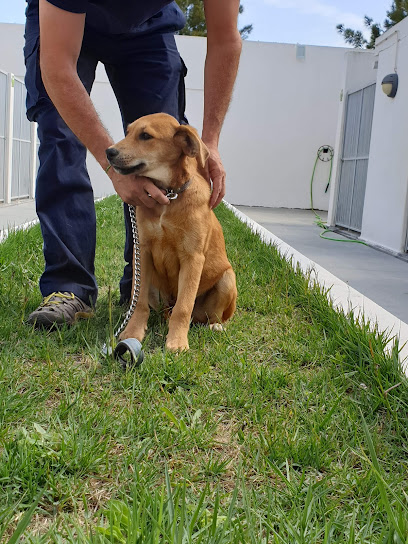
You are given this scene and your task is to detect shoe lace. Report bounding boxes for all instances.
[41,292,75,307]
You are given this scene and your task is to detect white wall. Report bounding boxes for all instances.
[0,24,26,79]
[0,23,347,209]
[360,20,408,254]
[328,17,408,254]
[221,41,346,209]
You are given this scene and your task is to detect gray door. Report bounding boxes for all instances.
[335,84,376,232]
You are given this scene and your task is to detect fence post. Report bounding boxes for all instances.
[4,73,14,205]
[30,122,37,199]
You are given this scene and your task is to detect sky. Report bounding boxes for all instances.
[0,0,393,47]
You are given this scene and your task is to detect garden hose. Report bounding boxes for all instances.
[310,146,367,245]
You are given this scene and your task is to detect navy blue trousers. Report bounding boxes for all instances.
[24,16,187,305]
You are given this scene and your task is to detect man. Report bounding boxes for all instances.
[25,0,242,327]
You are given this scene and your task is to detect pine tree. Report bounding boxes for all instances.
[176,1,253,39]
[384,0,408,28]
[337,0,407,49]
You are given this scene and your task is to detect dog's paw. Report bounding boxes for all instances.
[210,323,224,332]
[119,326,145,342]
[166,336,189,352]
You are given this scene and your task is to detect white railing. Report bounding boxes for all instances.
[0,70,37,204]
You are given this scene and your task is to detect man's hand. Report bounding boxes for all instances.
[108,169,170,208]
[205,144,226,209]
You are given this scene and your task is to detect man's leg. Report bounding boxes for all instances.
[35,102,98,305]
[103,32,188,302]
[24,20,99,324]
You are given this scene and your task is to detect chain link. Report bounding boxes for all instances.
[114,205,141,338]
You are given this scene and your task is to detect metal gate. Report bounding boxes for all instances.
[406,217,408,253]
[0,72,38,204]
[0,70,8,202]
[12,77,33,200]
[335,84,376,232]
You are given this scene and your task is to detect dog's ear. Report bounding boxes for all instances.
[173,125,210,168]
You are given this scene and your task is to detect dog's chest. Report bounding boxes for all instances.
[143,215,179,271]
[144,215,166,241]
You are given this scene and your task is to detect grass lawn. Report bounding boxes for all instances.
[0,195,407,543]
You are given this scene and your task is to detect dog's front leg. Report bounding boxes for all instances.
[166,255,205,352]
[120,248,153,342]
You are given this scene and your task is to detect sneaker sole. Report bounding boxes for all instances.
[28,311,94,329]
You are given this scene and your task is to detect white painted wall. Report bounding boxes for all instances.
[328,17,408,255]
[221,41,346,210]
[360,20,408,254]
[0,24,26,79]
[0,23,347,209]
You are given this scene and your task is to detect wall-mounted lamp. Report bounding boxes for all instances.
[381,73,398,98]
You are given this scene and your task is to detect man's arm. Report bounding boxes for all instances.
[203,0,242,208]
[38,0,169,208]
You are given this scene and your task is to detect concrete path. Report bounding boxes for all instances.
[236,206,408,326]
[0,200,37,242]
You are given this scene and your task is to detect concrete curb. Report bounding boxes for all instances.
[226,202,408,374]
[0,218,39,244]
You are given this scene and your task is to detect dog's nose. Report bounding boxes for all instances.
[106,147,120,161]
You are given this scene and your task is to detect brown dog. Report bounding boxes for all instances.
[107,113,237,352]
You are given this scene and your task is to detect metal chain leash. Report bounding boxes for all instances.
[114,205,142,338]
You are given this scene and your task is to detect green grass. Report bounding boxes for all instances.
[0,195,407,542]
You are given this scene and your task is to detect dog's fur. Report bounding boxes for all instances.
[107,113,237,352]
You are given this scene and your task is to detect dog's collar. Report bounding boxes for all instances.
[153,178,192,201]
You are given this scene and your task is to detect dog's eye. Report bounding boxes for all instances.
[139,132,153,141]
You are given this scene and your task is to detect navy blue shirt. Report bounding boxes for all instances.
[26,0,186,35]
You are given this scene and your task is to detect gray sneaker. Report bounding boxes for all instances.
[27,292,94,328]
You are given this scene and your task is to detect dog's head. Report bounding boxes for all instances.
[106,113,210,183]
